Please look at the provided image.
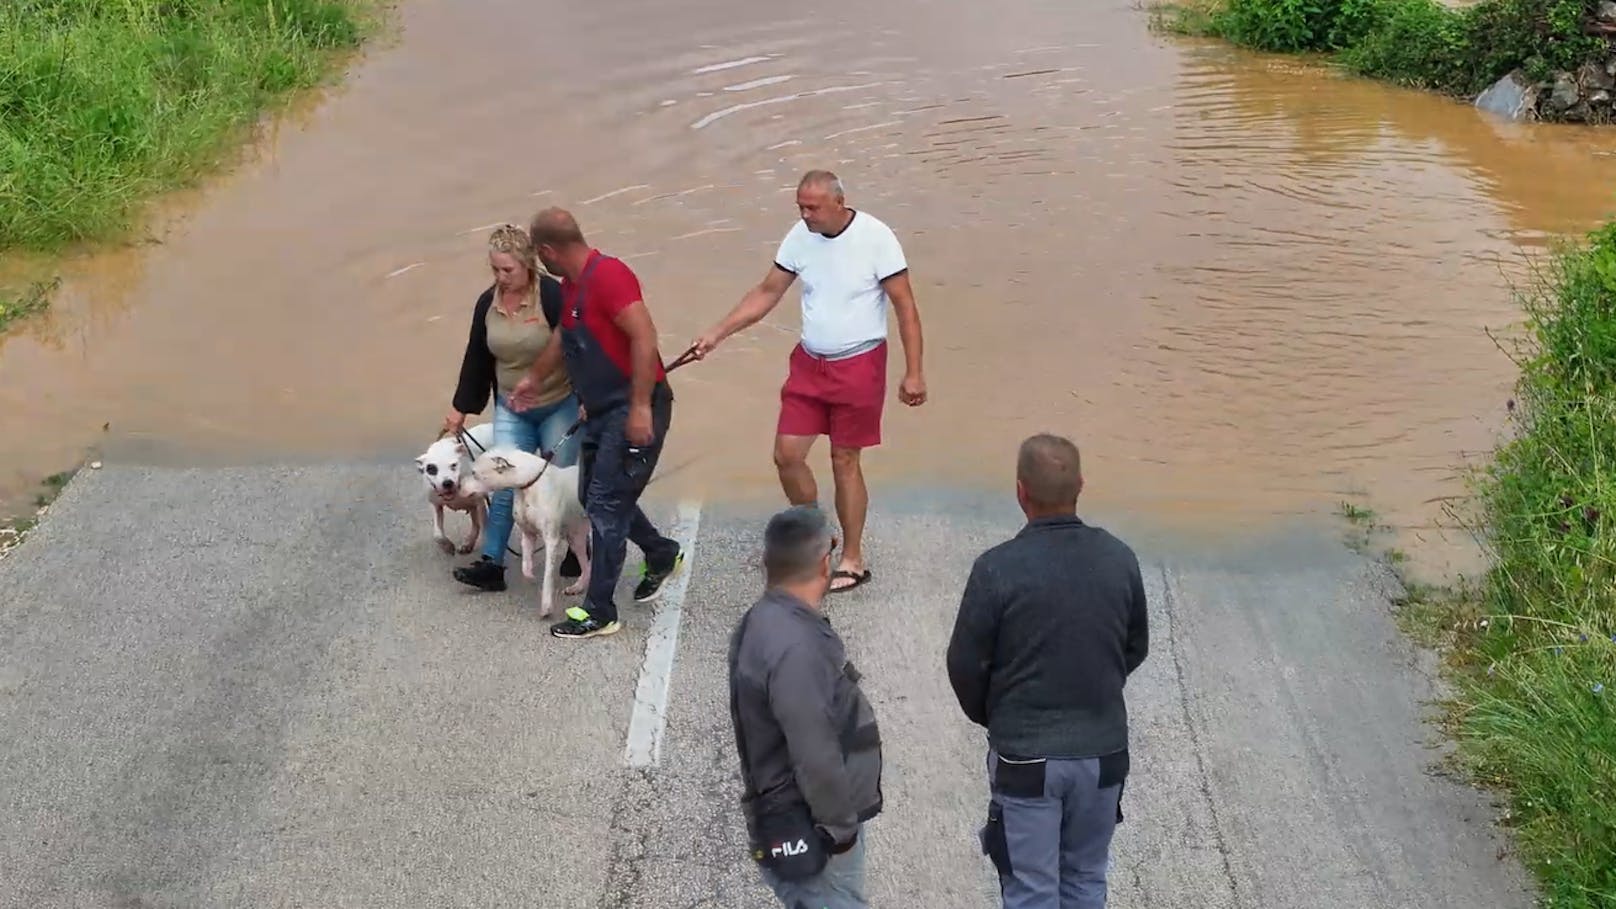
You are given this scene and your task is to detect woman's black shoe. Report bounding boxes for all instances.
[453,555,507,592]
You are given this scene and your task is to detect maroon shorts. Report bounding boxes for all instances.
[777,341,887,448]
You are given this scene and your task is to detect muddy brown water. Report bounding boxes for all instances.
[5,0,1616,579]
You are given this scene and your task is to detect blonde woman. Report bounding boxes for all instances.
[445,224,582,592]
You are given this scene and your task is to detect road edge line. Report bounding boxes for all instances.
[623,499,703,769]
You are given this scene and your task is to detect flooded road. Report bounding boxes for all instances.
[4,0,1616,577]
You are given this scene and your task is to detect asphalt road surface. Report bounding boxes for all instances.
[0,465,1534,907]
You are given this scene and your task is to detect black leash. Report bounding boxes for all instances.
[517,343,701,490]
[456,427,488,455]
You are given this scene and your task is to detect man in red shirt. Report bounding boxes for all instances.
[510,208,685,640]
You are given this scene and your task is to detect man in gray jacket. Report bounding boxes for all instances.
[728,505,884,908]
[946,434,1149,909]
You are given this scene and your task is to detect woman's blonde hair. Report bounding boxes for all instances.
[488,223,540,287]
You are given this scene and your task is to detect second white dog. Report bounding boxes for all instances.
[416,422,496,555]
[471,448,592,618]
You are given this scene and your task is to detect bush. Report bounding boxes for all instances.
[1212,0,1340,52]
[1326,0,1393,49]
[1461,0,1605,89]
[1159,0,1610,103]
[1337,0,1468,91]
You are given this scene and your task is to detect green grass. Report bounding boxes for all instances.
[1150,0,1606,102]
[1350,223,1616,908]
[0,0,383,257]
[1335,498,1387,554]
[1456,223,1616,907]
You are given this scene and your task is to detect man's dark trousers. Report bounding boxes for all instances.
[981,748,1125,909]
[576,381,679,624]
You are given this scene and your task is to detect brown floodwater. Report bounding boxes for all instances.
[5,0,1616,578]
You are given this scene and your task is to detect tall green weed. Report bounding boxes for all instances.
[1212,0,1340,52]
[1445,223,1616,907]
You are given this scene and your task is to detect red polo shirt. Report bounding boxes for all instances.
[559,250,666,383]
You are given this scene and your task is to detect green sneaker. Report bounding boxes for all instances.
[550,606,620,640]
[633,546,684,604]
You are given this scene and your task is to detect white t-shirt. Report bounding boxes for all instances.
[773,210,908,359]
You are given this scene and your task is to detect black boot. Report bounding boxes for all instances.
[453,555,507,592]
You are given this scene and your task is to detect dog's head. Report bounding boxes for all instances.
[417,436,472,497]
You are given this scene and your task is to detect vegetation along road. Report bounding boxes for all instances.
[1,0,1613,905]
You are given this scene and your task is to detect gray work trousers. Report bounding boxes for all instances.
[757,823,868,909]
[980,748,1125,909]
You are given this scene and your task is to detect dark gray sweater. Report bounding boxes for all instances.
[945,515,1149,758]
[728,590,884,847]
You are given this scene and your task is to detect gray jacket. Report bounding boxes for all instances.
[727,589,884,846]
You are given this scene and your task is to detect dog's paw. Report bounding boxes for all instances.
[563,581,586,596]
[435,536,457,555]
[458,541,477,554]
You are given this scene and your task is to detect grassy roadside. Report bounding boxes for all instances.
[0,469,76,561]
[1342,224,1616,908]
[1149,0,1608,112]
[0,0,388,332]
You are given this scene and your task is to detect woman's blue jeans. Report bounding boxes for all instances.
[481,392,582,564]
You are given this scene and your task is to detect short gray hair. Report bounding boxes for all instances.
[1017,433,1083,509]
[763,505,834,584]
[798,169,845,200]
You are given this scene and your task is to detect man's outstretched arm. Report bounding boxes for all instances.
[692,264,796,358]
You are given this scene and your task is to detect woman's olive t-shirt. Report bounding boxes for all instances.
[484,285,572,408]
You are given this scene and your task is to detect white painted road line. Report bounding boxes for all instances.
[623,500,704,769]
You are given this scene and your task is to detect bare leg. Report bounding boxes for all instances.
[830,445,869,589]
[774,434,819,505]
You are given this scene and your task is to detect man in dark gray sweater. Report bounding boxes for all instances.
[946,433,1149,909]
[729,505,884,908]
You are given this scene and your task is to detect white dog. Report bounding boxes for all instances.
[416,422,495,555]
[471,447,592,617]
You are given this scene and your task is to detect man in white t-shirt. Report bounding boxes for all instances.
[692,169,927,594]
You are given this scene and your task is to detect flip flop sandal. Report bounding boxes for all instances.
[829,569,872,594]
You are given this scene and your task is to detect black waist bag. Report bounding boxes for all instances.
[750,801,828,881]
